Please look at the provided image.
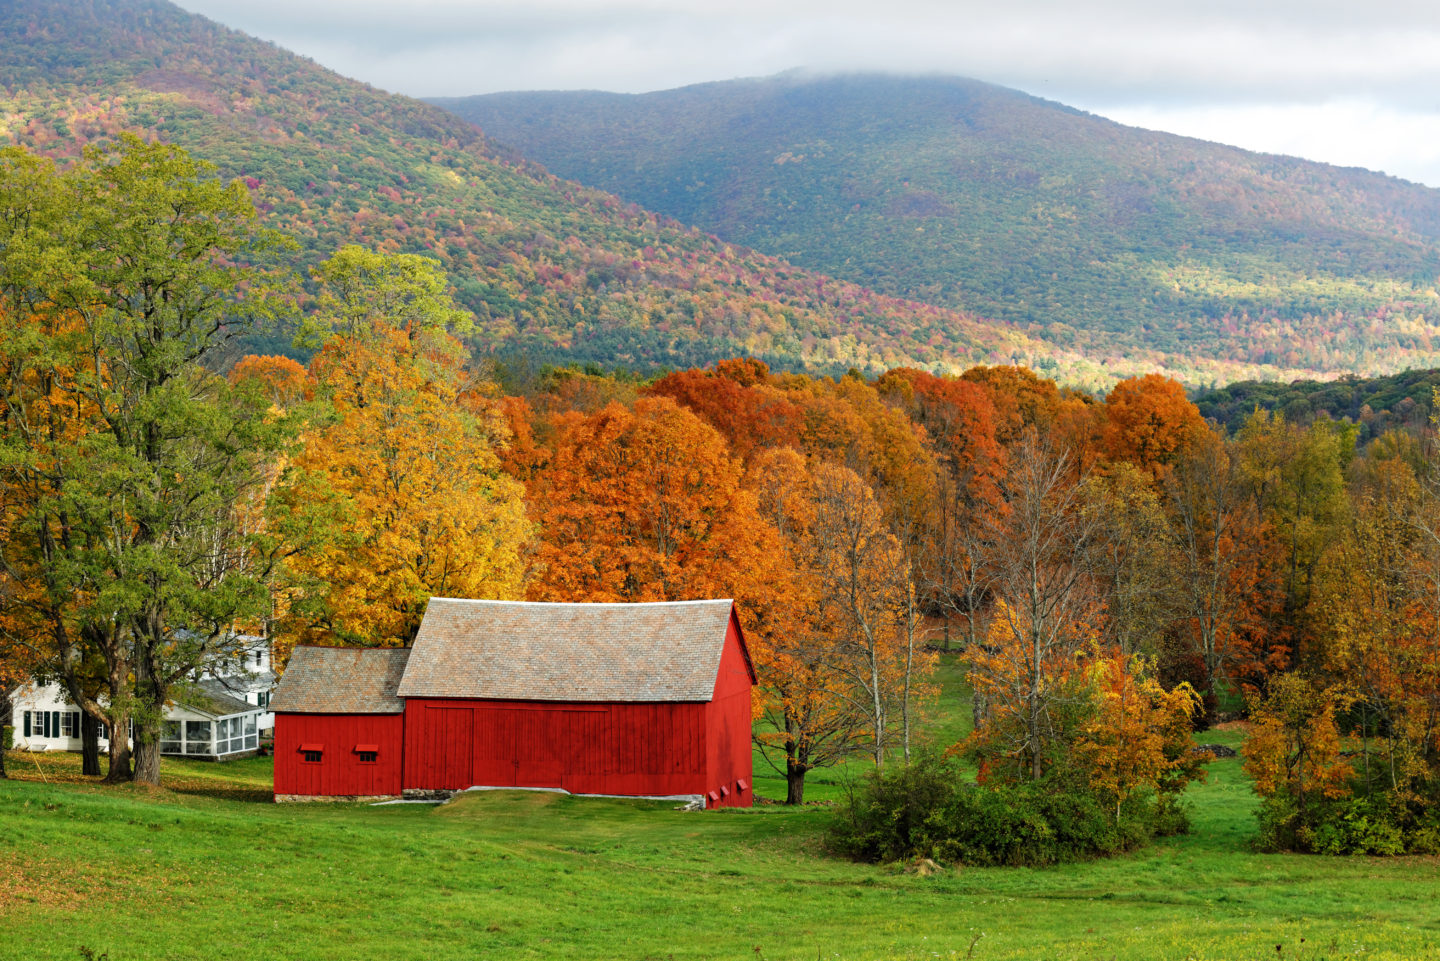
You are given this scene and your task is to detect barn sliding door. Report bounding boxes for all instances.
[471,707,582,790]
[420,706,475,789]
[472,708,520,787]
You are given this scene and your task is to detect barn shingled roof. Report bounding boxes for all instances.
[396,598,740,702]
[270,646,410,714]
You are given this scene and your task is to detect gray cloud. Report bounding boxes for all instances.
[174,0,1440,185]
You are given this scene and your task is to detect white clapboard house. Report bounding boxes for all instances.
[9,634,276,760]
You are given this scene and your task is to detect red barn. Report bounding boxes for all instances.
[270,647,410,801]
[271,599,756,808]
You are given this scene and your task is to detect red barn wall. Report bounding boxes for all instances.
[403,698,710,798]
[274,713,404,797]
[704,615,756,808]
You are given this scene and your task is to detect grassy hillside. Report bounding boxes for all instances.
[437,73,1440,383]
[0,0,1075,379]
[4,662,1438,959]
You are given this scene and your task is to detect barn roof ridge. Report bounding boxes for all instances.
[397,597,738,703]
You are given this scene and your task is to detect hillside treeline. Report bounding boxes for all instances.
[1,142,1435,859]
[1194,367,1440,442]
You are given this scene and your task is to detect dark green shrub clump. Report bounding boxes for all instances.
[1255,792,1440,856]
[830,751,1188,866]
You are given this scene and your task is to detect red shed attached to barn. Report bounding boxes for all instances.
[270,646,410,801]
[398,598,756,807]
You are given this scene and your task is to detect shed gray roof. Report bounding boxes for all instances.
[396,598,737,702]
[270,646,411,714]
[180,680,261,719]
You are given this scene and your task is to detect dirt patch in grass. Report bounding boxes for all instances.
[161,777,272,804]
[0,853,104,914]
[4,751,272,803]
[3,751,104,786]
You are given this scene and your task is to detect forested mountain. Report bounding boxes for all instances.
[437,74,1440,382]
[1193,367,1440,441]
[0,0,1072,379]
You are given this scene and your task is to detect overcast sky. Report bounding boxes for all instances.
[175,0,1440,187]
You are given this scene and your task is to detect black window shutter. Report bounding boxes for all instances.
[23,711,30,737]
[42,711,49,738]
[51,711,59,738]
[71,712,79,737]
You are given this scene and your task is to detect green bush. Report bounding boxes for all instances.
[1,725,11,751]
[1255,791,1440,855]
[1311,796,1406,856]
[830,752,1184,866]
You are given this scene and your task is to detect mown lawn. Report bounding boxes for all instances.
[2,656,1437,961]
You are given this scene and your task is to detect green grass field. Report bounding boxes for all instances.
[2,655,1437,960]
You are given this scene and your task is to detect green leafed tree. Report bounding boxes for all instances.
[0,136,298,785]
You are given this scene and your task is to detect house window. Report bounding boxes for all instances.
[300,743,324,764]
[61,712,79,738]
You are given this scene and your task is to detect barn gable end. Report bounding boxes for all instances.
[271,647,409,800]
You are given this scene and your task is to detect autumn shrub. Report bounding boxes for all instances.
[1244,675,1440,854]
[830,751,1183,866]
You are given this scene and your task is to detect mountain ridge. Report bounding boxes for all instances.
[434,71,1440,382]
[1,0,1089,379]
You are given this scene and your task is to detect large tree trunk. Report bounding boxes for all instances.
[784,714,809,805]
[132,724,161,786]
[131,651,163,786]
[0,689,10,780]
[81,711,101,777]
[104,703,133,784]
[786,756,808,805]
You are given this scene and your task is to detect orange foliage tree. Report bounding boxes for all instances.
[525,395,782,606]
[876,368,1007,649]
[229,354,311,408]
[1242,674,1353,849]
[1164,431,1286,711]
[745,448,869,802]
[1100,374,1207,479]
[644,358,803,463]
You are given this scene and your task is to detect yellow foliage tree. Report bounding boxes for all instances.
[1073,654,1203,821]
[273,252,531,656]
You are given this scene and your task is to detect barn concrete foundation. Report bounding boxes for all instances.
[274,793,401,803]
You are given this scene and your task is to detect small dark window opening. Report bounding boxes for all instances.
[357,751,378,764]
[302,750,323,764]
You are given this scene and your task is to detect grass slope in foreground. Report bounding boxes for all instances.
[2,662,1437,960]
